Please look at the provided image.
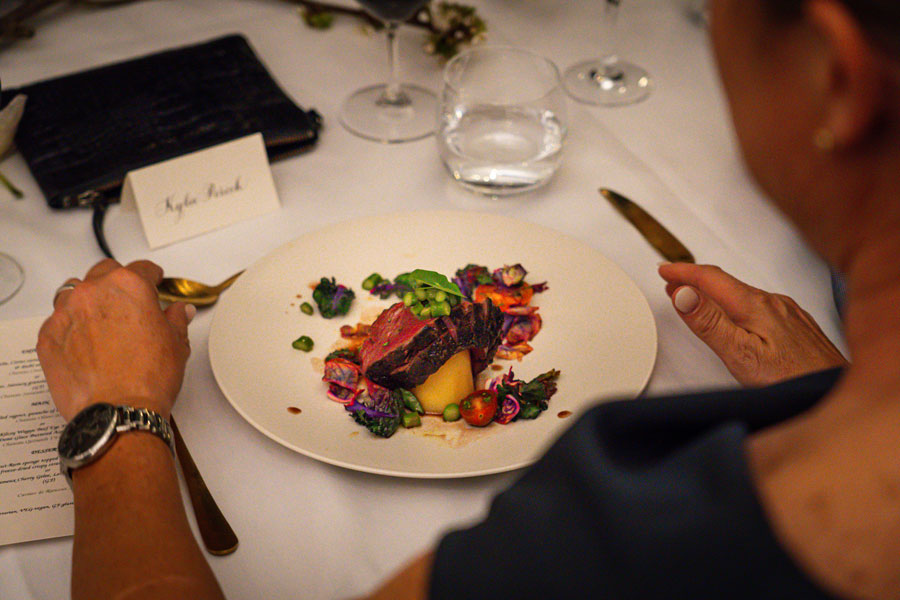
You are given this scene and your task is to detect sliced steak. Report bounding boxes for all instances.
[360,299,503,389]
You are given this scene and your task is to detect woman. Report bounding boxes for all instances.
[39,0,898,598]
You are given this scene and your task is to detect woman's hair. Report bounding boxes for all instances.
[763,0,899,55]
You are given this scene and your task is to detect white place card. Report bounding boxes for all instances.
[121,133,281,249]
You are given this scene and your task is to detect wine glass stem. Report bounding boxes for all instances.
[378,22,412,107]
[599,0,623,79]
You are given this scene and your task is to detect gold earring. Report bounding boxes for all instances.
[813,127,835,152]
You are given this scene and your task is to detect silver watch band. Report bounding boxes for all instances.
[114,405,175,453]
[114,405,176,455]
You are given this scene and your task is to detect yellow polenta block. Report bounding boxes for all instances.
[412,350,475,414]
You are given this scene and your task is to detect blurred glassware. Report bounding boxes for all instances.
[0,252,24,305]
[0,82,25,305]
[437,46,568,196]
[340,0,438,143]
[563,0,651,106]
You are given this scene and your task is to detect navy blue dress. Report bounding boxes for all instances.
[430,369,844,599]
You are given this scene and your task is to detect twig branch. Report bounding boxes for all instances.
[0,171,23,199]
[286,0,437,32]
[0,0,145,49]
[0,0,61,45]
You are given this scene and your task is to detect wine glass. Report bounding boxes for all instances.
[340,0,438,143]
[563,0,651,106]
[0,76,24,305]
[0,251,24,305]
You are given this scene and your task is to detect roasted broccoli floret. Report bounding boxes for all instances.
[312,277,355,318]
[346,381,401,438]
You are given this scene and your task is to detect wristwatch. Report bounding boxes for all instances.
[58,403,175,486]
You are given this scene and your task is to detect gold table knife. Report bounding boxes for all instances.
[171,417,239,555]
[599,188,695,263]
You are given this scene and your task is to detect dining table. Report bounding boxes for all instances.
[0,0,847,598]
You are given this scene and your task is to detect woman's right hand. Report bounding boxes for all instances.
[659,262,848,387]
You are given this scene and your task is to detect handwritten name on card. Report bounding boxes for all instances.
[156,177,245,224]
[121,133,281,249]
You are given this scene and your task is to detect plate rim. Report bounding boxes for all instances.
[209,209,657,478]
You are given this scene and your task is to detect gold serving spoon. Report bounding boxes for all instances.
[158,270,244,307]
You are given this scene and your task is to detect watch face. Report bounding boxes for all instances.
[58,403,117,461]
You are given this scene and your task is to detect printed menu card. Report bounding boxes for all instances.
[0,317,73,546]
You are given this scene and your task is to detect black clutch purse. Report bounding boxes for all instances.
[2,33,321,210]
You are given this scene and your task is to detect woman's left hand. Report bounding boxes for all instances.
[659,262,848,387]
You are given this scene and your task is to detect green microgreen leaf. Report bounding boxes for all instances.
[410,269,463,298]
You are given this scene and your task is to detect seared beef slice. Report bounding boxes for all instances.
[360,300,503,389]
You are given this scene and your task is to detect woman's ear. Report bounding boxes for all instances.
[805,0,887,148]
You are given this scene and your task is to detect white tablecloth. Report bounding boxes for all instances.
[0,1,844,598]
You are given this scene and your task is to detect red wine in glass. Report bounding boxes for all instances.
[355,0,426,22]
[340,0,437,142]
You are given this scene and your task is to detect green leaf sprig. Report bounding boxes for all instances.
[400,269,464,319]
[410,269,463,298]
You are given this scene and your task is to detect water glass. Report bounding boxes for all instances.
[437,46,568,196]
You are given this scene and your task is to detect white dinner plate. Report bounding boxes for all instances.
[209,211,657,478]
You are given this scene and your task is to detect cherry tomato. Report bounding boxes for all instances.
[473,283,534,311]
[458,390,498,427]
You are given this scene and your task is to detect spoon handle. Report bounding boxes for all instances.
[215,270,244,292]
[170,417,239,555]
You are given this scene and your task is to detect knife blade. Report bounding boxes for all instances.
[170,417,239,555]
[599,188,695,263]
